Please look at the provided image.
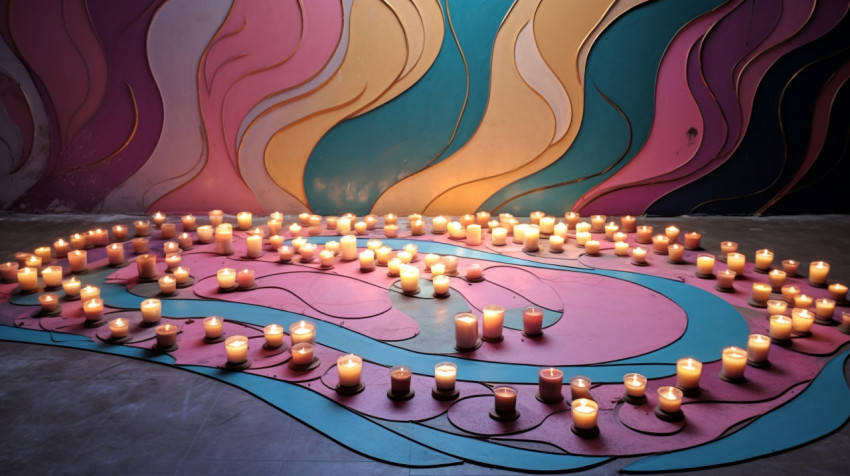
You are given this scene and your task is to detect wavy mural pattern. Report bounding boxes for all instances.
[0,0,848,215]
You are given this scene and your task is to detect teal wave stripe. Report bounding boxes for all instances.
[623,350,850,473]
[304,0,513,215]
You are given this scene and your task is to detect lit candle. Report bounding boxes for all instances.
[791,308,814,333]
[590,214,606,233]
[396,250,413,264]
[132,237,149,254]
[465,264,483,281]
[289,320,316,345]
[41,265,63,288]
[160,223,176,240]
[493,386,518,417]
[38,293,59,312]
[604,222,619,239]
[353,221,367,235]
[528,211,545,225]
[53,238,71,258]
[726,252,746,276]
[172,266,190,285]
[267,219,283,237]
[355,249,374,271]
[808,261,829,285]
[180,214,196,232]
[482,304,504,342]
[373,246,391,266]
[135,254,156,280]
[720,241,738,255]
[319,249,335,268]
[336,354,363,387]
[612,231,627,243]
[747,334,771,364]
[430,262,445,277]
[16,267,39,292]
[106,243,125,266]
[263,324,284,348]
[203,316,224,339]
[549,235,565,252]
[769,314,793,341]
[575,231,591,246]
[278,245,294,263]
[215,224,233,255]
[635,225,653,243]
[448,221,465,240]
[755,249,774,271]
[539,216,555,235]
[83,298,104,321]
[522,306,544,336]
[454,312,479,350]
[34,246,52,263]
[387,258,402,277]
[620,215,636,233]
[781,284,800,304]
[389,365,413,395]
[657,386,683,414]
[155,324,179,348]
[434,362,457,391]
[537,368,564,402]
[684,231,701,250]
[140,298,162,324]
[476,211,491,227]
[290,343,314,366]
[768,269,787,289]
[571,398,599,430]
[623,373,647,399]
[665,225,680,242]
[236,212,252,230]
[216,268,236,289]
[70,233,88,250]
[245,234,262,258]
[721,346,747,380]
[339,235,357,261]
[584,240,600,256]
[614,241,630,257]
[224,335,249,364]
[0,261,18,282]
[68,250,87,273]
[24,255,42,270]
[324,241,340,255]
[676,357,702,390]
[152,211,166,228]
[236,269,255,289]
[466,224,482,246]
[667,243,684,263]
[794,294,813,309]
[767,300,788,316]
[108,317,129,339]
[432,216,448,234]
[80,285,100,302]
[400,264,420,294]
[62,277,81,298]
[570,375,592,400]
[631,247,648,265]
[208,210,223,227]
[163,241,181,255]
[652,234,669,254]
[289,223,303,237]
[403,243,418,260]
[696,255,715,276]
[828,283,848,302]
[364,214,378,229]
[491,226,508,246]
[782,259,799,275]
[158,275,177,294]
[564,212,580,229]
[384,224,398,238]
[433,275,450,296]
[298,242,317,262]
[751,283,772,305]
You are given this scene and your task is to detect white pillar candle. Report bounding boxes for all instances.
[359,250,375,271]
[203,316,224,339]
[571,398,599,430]
[264,324,284,348]
[236,269,255,289]
[140,298,162,324]
[158,275,177,294]
[83,298,104,321]
[38,293,59,312]
[493,386,518,416]
[62,277,81,298]
[623,373,647,398]
[454,312,479,349]
[523,226,540,251]
[434,362,457,390]
[657,386,683,414]
[570,375,592,400]
[676,357,702,389]
[433,275,450,296]
[791,308,814,333]
[400,264,420,294]
[224,335,249,363]
[156,324,179,348]
[41,265,63,288]
[215,225,233,255]
[246,234,263,258]
[53,238,71,258]
[769,314,793,340]
[523,306,544,336]
[289,320,316,345]
[491,227,507,245]
[721,346,747,379]
[236,212,252,230]
[747,334,771,363]
[809,261,829,285]
[290,343,314,366]
[482,304,504,341]
[267,219,283,237]
[216,268,236,289]
[755,249,774,270]
[106,243,125,265]
[68,250,88,273]
[336,354,363,387]
[340,235,357,261]
[16,267,39,292]
[538,368,564,402]
[108,317,129,338]
[466,224,482,245]
[432,216,448,233]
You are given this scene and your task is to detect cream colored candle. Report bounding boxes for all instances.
[726,252,746,276]
[537,368,564,402]
[162,241,180,255]
[781,284,800,304]
[41,265,63,288]
[755,249,774,271]
[575,222,591,234]
[721,346,747,379]
[387,258,402,277]
[160,223,176,240]
[203,316,224,339]
[105,243,124,266]
[68,250,87,273]
[430,262,445,277]
[208,210,223,227]
[236,269,255,289]
[375,246,392,266]
[246,234,263,258]
[612,231,627,243]
[631,247,648,264]
[172,266,190,285]
[523,306,544,336]
[163,253,181,272]
[466,224,482,246]
[454,312,479,349]
[751,283,772,304]
[697,255,715,275]
[443,256,459,274]
[791,308,815,333]
[476,211,491,227]
[747,334,771,363]
[181,214,196,232]
[38,293,59,312]
[325,216,338,230]
[720,241,738,255]
[794,294,813,309]
[340,235,357,261]
[140,298,161,324]
[216,268,236,289]
[236,212,252,230]
[384,224,398,238]
[434,362,457,390]
[278,245,294,262]
[34,246,52,263]
[676,357,702,389]
[336,354,363,387]
[62,277,81,298]
[215,224,233,255]
[585,240,600,255]
[433,274,450,296]
[83,298,104,321]
[657,386,683,414]
[570,375,592,400]
[366,239,382,252]
[668,243,684,262]
[623,373,647,398]
[80,285,100,302]
[684,231,701,250]
[225,335,249,364]
[769,315,793,340]
[564,211,580,229]
[782,259,799,275]
[0,261,17,282]
[590,214,606,232]
[298,242,316,261]
[359,250,376,271]
[491,227,507,246]
[403,243,418,260]
[324,241,340,255]
[809,261,829,285]
[604,222,619,239]
[571,398,599,430]
[529,211,545,225]
[424,253,440,269]
[767,300,788,316]
[575,230,591,246]
[768,269,787,288]
[268,234,284,251]
[828,283,848,301]
[635,225,653,243]
[158,275,177,294]
[108,317,129,339]
[512,224,527,244]
[620,215,636,232]
[132,237,149,254]
[267,219,283,237]
[539,216,555,235]
[614,241,630,257]
[319,249,335,268]
[288,223,303,237]
[16,267,38,292]
[482,304,504,341]
[291,236,306,251]
[652,235,670,254]
[400,264,420,294]
[156,324,179,348]
[814,299,835,319]
[264,324,284,348]
[290,343,314,366]
[353,221,367,235]
[152,211,166,228]
[493,386,518,416]
[24,255,42,270]
[289,320,316,345]
[553,222,568,239]
[549,235,565,252]
[665,225,680,242]
[70,233,88,250]
[53,238,71,258]
[432,216,448,233]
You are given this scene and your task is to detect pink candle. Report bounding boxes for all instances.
[236,269,255,289]
[522,306,544,336]
[538,368,564,402]
[493,386,518,417]
[136,254,157,280]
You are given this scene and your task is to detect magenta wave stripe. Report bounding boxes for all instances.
[576,1,742,215]
[760,59,850,213]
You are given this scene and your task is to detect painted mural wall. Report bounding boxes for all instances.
[0,0,848,217]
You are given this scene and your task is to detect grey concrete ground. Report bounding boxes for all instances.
[1,213,848,475]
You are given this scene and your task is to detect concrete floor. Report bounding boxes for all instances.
[1,213,849,475]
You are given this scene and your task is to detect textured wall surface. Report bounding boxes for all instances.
[0,0,847,216]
